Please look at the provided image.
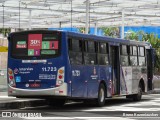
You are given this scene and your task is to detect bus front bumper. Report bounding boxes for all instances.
[8,83,68,97]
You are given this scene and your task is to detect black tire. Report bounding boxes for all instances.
[126,95,132,99]
[133,84,142,101]
[47,99,66,107]
[96,83,106,107]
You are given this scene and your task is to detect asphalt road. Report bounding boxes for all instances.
[0,94,160,120]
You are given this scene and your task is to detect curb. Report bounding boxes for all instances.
[0,99,47,110]
[152,90,160,94]
[0,89,7,91]
[147,89,160,94]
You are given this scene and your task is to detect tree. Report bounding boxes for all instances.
[0,28,11,37]
[100,27,120,38]
[142,32,160,74]
[125,30,139,41]
[78,27,85,33]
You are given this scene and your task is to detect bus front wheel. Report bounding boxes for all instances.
[96,83,106,107]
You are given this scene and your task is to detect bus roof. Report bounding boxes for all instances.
[67,31,150,47]
[8,30,151,47]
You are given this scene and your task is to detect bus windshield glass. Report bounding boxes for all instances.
[11,32,60,59]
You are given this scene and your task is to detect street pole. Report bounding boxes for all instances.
[121,9,124,39]
[85,0,89,34]
[29,9,32,30]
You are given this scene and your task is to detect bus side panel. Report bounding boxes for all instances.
[63,32,72,97]
[67,65,72,97]
[87,66,112,98]
[132,67,147,94]
[141,66,147,92]
[120,66,147,95]
[71,65,112,99]
[99,66,112,97]
[71,66,87,98]
[132,67,141,93]
[87,66,99,98]
[120,66,130,95]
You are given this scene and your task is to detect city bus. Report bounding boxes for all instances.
[7,30,154,107]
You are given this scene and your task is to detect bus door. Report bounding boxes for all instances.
[146,49,153,90]
[110,45,120,95]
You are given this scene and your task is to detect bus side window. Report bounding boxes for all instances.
[120,45,129,66]
[138,47,146,66]
[68,39,82,65]
[87,41,96,52]
[98,42,109,65]
[130,46,138,66]
[121,45,128,55]
[133,46,137,55]
[139,46,145,56]
[84,41,97,65]
[130,46,133,55]
[68,39,72,51]
[72,39,82,52]
[99,42,107,54]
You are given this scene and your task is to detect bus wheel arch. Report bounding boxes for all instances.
[100,80,107,94]
[126,79,144,101]
[96,81,107,107]
[139,79,145,92]
[132,79,144,101]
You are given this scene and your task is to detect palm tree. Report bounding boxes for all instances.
[125,30,139,41]
[142,33,160,74]
[101,27,120,38]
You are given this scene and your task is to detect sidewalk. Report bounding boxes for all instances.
[0,85,7,93]
[0,92,47,110]
[152,88,160,94]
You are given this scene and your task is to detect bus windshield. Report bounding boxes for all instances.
[11,32,61,59]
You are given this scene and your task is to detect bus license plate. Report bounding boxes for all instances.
[30,83,40,88]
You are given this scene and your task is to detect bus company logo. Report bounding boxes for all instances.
[19,68,33,71]
[14,68,19,74]
[13,68,33,75]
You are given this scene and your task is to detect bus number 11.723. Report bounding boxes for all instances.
[42,67,57,72]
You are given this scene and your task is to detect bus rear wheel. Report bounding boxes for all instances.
[133,84,142,101]
[47,99,66,107]
[96,83,106,107]
[126,84,142,101]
